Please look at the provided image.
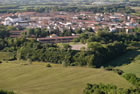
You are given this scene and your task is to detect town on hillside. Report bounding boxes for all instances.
[0,11,140,43]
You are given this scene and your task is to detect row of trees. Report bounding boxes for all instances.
[16,43,73,64]
[73,41,126,67]
[25,4,135,14]
[0,37,127,67]
[74,31,140,44]
[23,28,75,38]
[0,3,136,14]
[0,25,140,67]
[59,4,135,13]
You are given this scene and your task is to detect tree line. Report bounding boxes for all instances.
[22,28,75,38]
[0,4,136,14]
[0,25,140,67]
[0,38,128,67]
[74,30,140,44]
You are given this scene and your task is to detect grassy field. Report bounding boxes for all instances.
[106,48,140,78]
[118,50,140,77]
[119,62,140,77]
[0,61,132,94]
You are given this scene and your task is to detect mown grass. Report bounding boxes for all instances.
[0,61,132,94]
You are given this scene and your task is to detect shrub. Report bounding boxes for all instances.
[113,69,124,75]
[83,83,140,94]
[0,89,15,94]
[122,73,140,87]
[105,66,113,71]
[0,61,2,64]
[46,64,52,67]
[105,67,124,75]
[70,63,76,66]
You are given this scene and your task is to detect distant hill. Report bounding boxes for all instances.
[0,0,135,5]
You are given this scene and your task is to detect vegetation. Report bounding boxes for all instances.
[0,62,132,94]
[23,28,74,38]
[0,25,140,68]
[46,63,52,67]
[83,70,140,94]
[119,61,140,77]
[0,89,15,94]
[0,1,139,94]
[105,67,124,75]
[123,73,140,88]
[0,61,2,64]
[0,3,137,14]
[84,83,140,94]
[0,52,15,61]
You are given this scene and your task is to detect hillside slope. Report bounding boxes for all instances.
[118,50,140,77]
[0,62,132,94]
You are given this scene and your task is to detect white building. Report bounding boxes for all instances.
[3,16,22,25]
[3,15,30,27]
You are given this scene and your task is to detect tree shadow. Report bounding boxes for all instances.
[103,50,140,67]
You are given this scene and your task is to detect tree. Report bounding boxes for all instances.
[88,42,103,52]
[62,44,72,51]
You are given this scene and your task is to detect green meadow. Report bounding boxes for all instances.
[0,61,132,94]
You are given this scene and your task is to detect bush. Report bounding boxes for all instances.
[105,66,113,71]
[113,69,124,75]
[83,83,140,94]
[46,64,52,67]
[105,67,124,75]
[0,89,15,94]
[122,73,140,87]
[0,61,2,64]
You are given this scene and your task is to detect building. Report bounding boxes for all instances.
[3,15,30,27]
[3,16,22,25]
[9,30,26,38]
[37,36,78,43]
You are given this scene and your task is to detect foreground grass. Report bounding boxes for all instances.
[0,62,132,94]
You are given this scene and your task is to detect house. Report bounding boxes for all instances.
[3,16,22,25]
[109,26,117,32]
[125,27,134,34]
[15,21,29,27]
[3,15,30,27]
